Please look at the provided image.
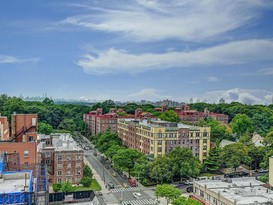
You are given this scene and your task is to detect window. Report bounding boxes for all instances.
[158,140,162,145]
[207,194,211,201]
[76,155,81,160]
[213,197,218,205]
[200,190,204,197]
[157,147,162,152]
[67,163,71,169]
[76,170,81,175]
[76,163,81,168]
[24,150,29,157]
[28,136,34,142]
[57,178,62,183]
[66,170,71,176]
[45,153,51,158]
[57,171,62,176]
[67,156,71,161]
[46,159,50,165]
[57,164,63,169]
[57,156,62,161]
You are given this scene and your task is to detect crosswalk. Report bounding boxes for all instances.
[111,187,140,193]
[121,198,157,205]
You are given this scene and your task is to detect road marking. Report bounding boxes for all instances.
[121,198,157,205]
[111,187,140,193]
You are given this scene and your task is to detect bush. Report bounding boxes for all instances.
[259,174,269,183]
[83,164,93,178]
[61,181,76,192]
[81,177,92,187]
[53,183,62,192]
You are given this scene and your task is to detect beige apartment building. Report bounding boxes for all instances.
[117,118,210,162]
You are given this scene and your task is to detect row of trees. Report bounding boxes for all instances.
[90,131,202,184]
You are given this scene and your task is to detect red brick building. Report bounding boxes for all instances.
[0,115,9,141]
[0,113,38,169]
[83,108,134,135]
[38,134,84,184]
[175,105,228,124]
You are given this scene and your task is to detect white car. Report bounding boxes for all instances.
[133,192,141,198]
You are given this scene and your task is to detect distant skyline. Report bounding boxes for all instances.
[1,0,273,104]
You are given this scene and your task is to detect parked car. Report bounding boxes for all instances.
[107,182,115,189]
[258,168,268,173]
[133,192,141,198]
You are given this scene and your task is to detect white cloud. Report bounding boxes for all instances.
[0,55,39,64]
[128,88,171,101]
[60,0,271,42]
[205,88,273,104]
[77,39,273,74]
[206,76,220,82]
[259,68,273,75]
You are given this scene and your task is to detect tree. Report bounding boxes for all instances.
[112,148,142,178]
[150,156,173,184]
[83,164,93,178]
[105,145,124,159]
[159,110,179,122]
[81,176,92,187]
[61,181,75,192]
[220,143,248,172]
[172,196,202,205]
[203,147,222,172]
[38,122,53,135]
[53,183,62,192]
[167,147,202,179]
[263,131,273,147]
[207,118,231,143]
[230,114,254,137]
[155,184,181,205]
[58,118,77,132]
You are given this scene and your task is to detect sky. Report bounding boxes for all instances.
[1,0,273,104]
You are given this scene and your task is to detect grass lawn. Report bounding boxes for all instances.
[74,179,101,191]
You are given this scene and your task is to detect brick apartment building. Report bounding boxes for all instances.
[83,108,135,135]
[0,115,9,141]
[0,113,38,169]
[174,104,228,124]
[38,134,84,184]
[117,117,210,162]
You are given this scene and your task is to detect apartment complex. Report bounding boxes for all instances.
[117,118,210,162]
[83,108,135,135]
[0,113,38,168]
[38,134,84,184]
[193,178,273,205]
[175,104,228,124]
[0,115,9,141]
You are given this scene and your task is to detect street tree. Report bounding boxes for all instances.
[83,164,93,178]
[220,142,248,172]
[150,156,173,184]
[112,148,142,178]
[172,196,202,205]
[38,122,53,135]
[203,147,222,172]
[167,147,202,179]
[155,184,181,205]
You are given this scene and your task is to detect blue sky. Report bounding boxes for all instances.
[1,0,273,104]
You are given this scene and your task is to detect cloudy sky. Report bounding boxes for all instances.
[1,0,273,104]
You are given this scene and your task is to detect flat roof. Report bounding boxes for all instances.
[53,134,82,151]
[194,178,273,204]
[0,172,31,193]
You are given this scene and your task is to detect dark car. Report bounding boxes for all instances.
[107,182,115,189]
[239,171,249,177]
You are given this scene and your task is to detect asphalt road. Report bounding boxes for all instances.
[80,137,158,205]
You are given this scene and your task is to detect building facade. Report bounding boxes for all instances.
[175,104,228,124]
[38,134,84,184]
[117,118,210,162]
[0,115,9,141]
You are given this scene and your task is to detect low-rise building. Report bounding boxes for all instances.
[38,134,84,184]
[269,156,273,187]
[0,115,9,141]
[117,118,210,162]
[193,177,273,205]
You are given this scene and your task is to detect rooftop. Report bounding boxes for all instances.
[194,177,273,205]
[0,171,31,193]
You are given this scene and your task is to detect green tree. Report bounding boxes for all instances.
[230,114,254,137]
[105,145,124,159]
[172,196,202,205]
[221,143,248,172]
[155,184,181,205]
[167,147,202,179]
[38,122,53,135]
[58,118,77,132]
[112,148,142,178]
[83,164,93,178]
[61,181,76,192]
[203,147,222,172]
[53,183,62,192]
[150,156,173,184]
[263,131,273,147]
[159,110,179,122]
[81,176,92,187]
